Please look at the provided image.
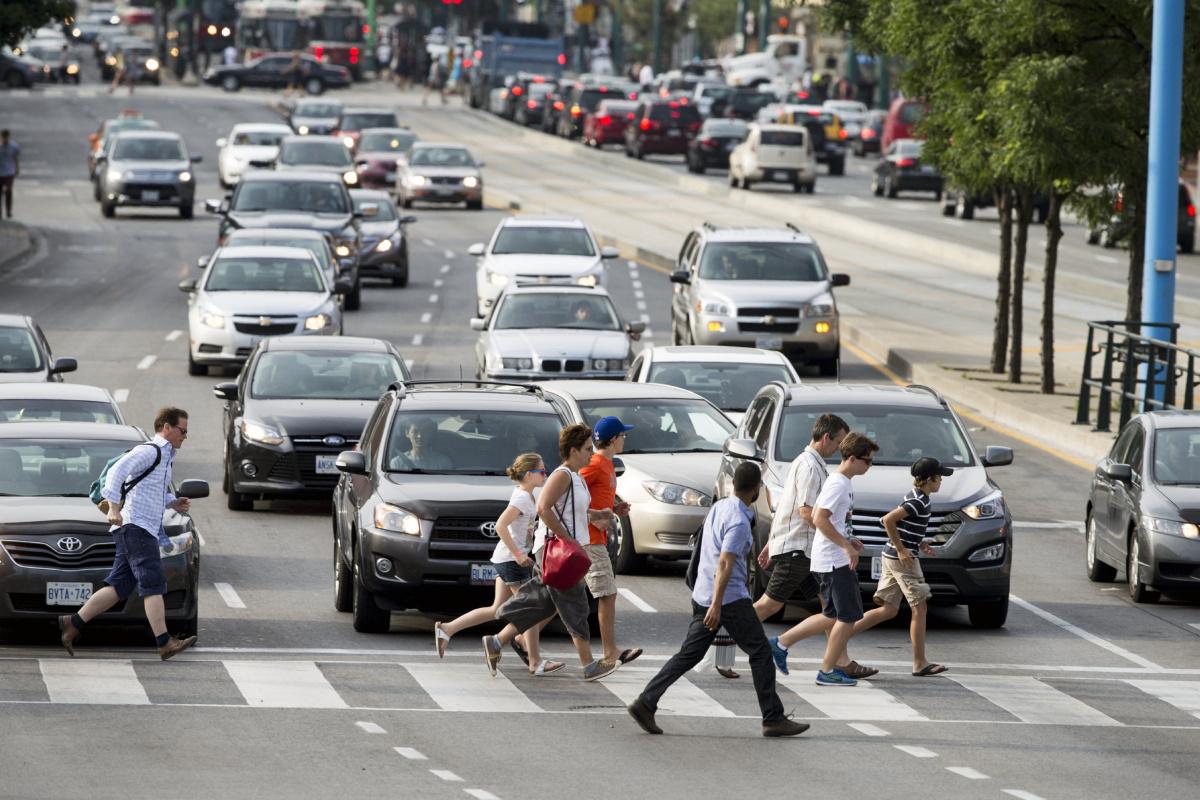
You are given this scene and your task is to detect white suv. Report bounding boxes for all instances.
[470,216,620,317]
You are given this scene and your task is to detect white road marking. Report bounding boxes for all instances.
[422,238,435,247]
[1127,680,1200,720]
[213,582,246,609]
[356,721,386,734]
[463,791,499,800]
[601,671,734,717]
[420,312,432,324]
[39,660,149,705]
[440,264,451,273]
[946,767,990,780]
[633,289,644,299]
[894,745,937,758]
[1004,791,1048,800]
[617,587,657,613]
[224,661,348,709]
[627,261,638,269]
[434,278,444,288]
[443,249,455,259]
[429,294,439,303]
[639,314,651,323]
[1095,254,1119,264]
[404,359,415,371]
[402,663,540,713]
[776,674,928,721]
[841,196,873,209]
[136,355,157,370]
[431,770,463,782]
[1191,623,1200,632]
[848,723,890,737]
[636,300,647,311]
[393,747,427,760]
[113,389,129,403]
[1010,595,1162,670]
[949,675,1120,726]
[412,334,424,346]
[165,329,183,342]
[631,279,642,289]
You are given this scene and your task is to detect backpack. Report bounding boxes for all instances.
[684,526,704,590]
[89,443,161,507]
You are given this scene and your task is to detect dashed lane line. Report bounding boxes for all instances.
[434,278,444,288]
[394,747,427,760]
[429,294,439,303]
[165,329,182,342]
[412,334,424,346]
[848,723,890,737]
[1004,791,1048,800]
[440,264,451,273]
[113,389,129,403]
[405,358,415,371]
[463,791,500,800]
[946,767,990,780]
[420,312,432,324]
[213,582,246,609]
[443,249,455,259]
[1010,595,1163,670]
[136,355,157,370]
[1095,254,1119,264]
[617,588,657,613]
[894,745,937,759]
[356,721,386,734]
[421,238,435,247]
[431,770,463,782]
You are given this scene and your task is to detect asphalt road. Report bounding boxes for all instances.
[0,82,1197,800]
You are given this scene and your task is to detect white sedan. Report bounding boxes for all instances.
[216,123,293,188]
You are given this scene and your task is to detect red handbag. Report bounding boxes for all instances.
[540,473,592,590]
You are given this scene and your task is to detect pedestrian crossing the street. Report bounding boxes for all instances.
[3,657,1199,728]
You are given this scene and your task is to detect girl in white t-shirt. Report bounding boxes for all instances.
[433,453,564,675]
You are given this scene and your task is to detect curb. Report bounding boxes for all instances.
[0,221,34,274]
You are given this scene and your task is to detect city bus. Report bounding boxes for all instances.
[297,0,366,80]
[237,0,305,62]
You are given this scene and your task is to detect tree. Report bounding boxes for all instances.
[0,0,75,48]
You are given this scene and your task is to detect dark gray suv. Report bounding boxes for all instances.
[715,382,1015,628]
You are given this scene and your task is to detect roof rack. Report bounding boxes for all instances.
[701,221,720,231]
[509,279,597,289]
[785,222,803,234]
[387,380,544,400]
[905,384,948,407]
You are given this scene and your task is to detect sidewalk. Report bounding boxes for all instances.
[0,220,33,272]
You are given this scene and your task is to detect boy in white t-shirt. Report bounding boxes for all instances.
[811,432,878,687]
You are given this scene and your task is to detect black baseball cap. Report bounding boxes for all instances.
[911,457,953,480]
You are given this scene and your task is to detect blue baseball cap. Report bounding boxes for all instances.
[593,415,634,443]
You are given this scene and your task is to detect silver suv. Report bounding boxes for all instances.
[669,223,849,375]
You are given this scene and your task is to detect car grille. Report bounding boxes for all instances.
[740,322,799,334]
[430,176,461,186]
[130,171,178,182]
[124,183,179,200]
[430,514,505,559]
[233,321,296,335]
[1,538,116,570]
[849,509,963,544]
[540,359,585,373]
[738,306,802,334]
[289,436,358,491]
[739,307,801,317]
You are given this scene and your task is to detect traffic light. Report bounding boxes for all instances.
[778,16,789,30]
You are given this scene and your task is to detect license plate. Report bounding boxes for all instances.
[46,582,92,607]
[470,562,498,586]
[754,335,783,350]
[871,556,883,580]
[772,171,788,181]
[921,165,934,174]
[434,187,458,195]
[142,189,159,201]
[667,129,682,137]
[315,454,339,474]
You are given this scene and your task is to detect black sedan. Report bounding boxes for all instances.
[0,314,77,384]
[872,138,943,199]
[0,422,207,638]
[1086,411,1200,603]
[202,53,350,95]
[686,118,748,174]
[214,336,410,511]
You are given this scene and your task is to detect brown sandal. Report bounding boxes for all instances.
[841,661,879,679]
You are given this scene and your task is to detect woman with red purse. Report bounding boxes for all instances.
[488,424,619,682]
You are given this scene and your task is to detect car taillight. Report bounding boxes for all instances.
[639,118,651,131]
[557,53,566,65]
[511,85,522,96]
[570,105,582,116]
[689,122,701,131]
[862,129,876,139]
[554,101,564,110]
[527,100,538,109]
[349,46,359,65]
[313,45,324,60]
[896,158,916,168]
[463,59,473,68]
[474,49,482,60]
[839,129,848,139]
[1189,203,1196,218]
[598,115,612,125]
[807,109,820,115]
[700,138,716,146]
[627,112,635,120]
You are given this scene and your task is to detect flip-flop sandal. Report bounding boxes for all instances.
[510,638,531,666]
[481,635,501,677]
[618,648,643,665]
[531,660,566,676]
[912,663,949,677]
[434,622,450,659]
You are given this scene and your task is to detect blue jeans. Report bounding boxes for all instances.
[104,524,166,598]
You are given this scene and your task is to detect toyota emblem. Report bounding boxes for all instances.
[258,316,273,327]
[56,537,83,553]
[479,522,499,538]
[323,435,346,446]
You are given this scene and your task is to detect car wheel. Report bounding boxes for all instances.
[352,550,391,632]
[793,181,803,194]
[1100,228,1116,248]
[345,279,362,311]
[333,533,353,612]
[968,598,1009,628]
[392,265,409,287]
[221,74,239,92]
[817,356,838,377]
[101,200,115,218]
[467,198,483,210]
[695,162,705,175]
[179,202,193,219]
[613,515,644,574]
[304,77,324,95]
[170,614,198,637]
[92,180,101,202]
[829,157,845,176]
[1086,229,1100,245]
[187,351,206,376]
[805,182,816,194]
[226,479,253,511]
[1180,232,1195,254]
[941,197,955,216]
[401,195,413,209]
[885,175,898,198]
[1085,514,1117,582]
[1127,533,1161,603]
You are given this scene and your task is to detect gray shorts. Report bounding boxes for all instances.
[496,549,591,640]
[764,550,818,604]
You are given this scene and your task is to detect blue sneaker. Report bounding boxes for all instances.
[815,668,858,687]
[768,636,789,676]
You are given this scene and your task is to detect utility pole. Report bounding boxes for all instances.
[651,0,662,74]
[609,0,621,76]
[876,53,889,110]
[758,0,769,51]
[735,0,746,54]
[365,0,377,73]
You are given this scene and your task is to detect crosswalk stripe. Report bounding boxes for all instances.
[599,670,735,717]
[776,674,928,721]
[1126,680,1200,720]
[39,659,149,705]
[949,675,1120,726]
[224,661,348,708]
[402,663,540,713]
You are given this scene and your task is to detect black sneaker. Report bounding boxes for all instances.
[762,717,810,737]
[627,697,663,735]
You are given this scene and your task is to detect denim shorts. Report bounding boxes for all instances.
[104,524,167,599]
[817,564,864,623]
[492,559,532,586]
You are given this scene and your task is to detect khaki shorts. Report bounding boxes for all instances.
[874,555,933,608]
[582,543,618,598]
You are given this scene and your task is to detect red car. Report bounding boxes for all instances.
[354,127,418,189]
[583,99,637,148]
[881,97,927,151]
[335,107,400,153]
[623,100,702,159]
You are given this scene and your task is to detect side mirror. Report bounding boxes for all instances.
[177,479,210,499]
[399,215,417,225]
[669,269,691,285]
[212,382,238,401]
[190,154,203,163]
[333,279,353,295]
[1102,462,1132,482]
[204,198,222,214]
[336,450,367,475]
[197,255,209,269]
[50,357,78,375]
[830,273,851,287]
[982,445,1014,468]
[467,243,485,256]
[476,160,486,168]
[352,210,364,219]
[613,457,626,477]
[216,137,228,148]
[178,279,197,293]
[626,321,646,334]
[600,246,620,260]
[469,317,486,331]
[723,437,763,462]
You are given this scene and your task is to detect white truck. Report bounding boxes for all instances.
[728,123,817,194]
[723,35,808,88]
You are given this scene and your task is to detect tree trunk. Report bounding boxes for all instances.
[991,188,1013,373]
[1008,187,1033,383]
[1125,180,1147,324]
[1041,189,1064,394]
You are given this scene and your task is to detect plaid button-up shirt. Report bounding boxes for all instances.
[102,436,176,542]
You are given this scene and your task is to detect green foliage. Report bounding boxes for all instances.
[0,0,76,48]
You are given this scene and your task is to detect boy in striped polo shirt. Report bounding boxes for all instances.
[851,457,951,677]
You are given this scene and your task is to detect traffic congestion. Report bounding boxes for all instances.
[1,2,1198,798]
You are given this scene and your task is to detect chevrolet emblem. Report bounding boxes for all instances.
[258,317,273,327]
[762,315,777,325]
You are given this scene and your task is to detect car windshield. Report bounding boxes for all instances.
[295,102,340,117]
[598,101,636,116]
[359,131,416,152]
[577,398,734,454]
[232,179,349,213]
[250,350,403,400]
[494,294,621,331]
[0,439,133,497]
[341,113,397,131]
[233,130,286,146]
[528,83,554,98]
[0,327,43,373]
[409,147,474,167]
[1153,428,1200,484]
[698,242,826,282]
[703,120,747,137]
[492,226,594,256]
[648,362,793,412]
[702,86,734,100]
[384,410,563,474]
[205,258,324,292]
[761,130,806,147]
[113,138,184,160]
[227,235,330,267]
[280,140,351,167]
[732,92,775,113]
[353,196,397,220]
[776,405,975,467]
[0,399,119,424]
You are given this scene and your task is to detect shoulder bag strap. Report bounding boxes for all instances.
[120,442,162,501]
[550,466,574,540]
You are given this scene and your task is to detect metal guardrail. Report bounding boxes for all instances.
[1076,320,1198,432]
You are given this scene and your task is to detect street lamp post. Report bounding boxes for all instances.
[365,0,377,72]
[758,0,769,51]
[651,0,662,74]
[735,0,746,54]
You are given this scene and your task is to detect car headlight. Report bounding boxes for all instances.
[298,125,310,135]
[410,175,427,187]
[106,168,122,183]
[967,542,1005,562]
[696,298,730,315]
[807,294,835,317]
[343,136,355,148]
[335,244,351,257]
[463,176,479,188]
[489,271,509,287]
[374,503,421,535]
[304,313,331,331]
[240,418,285,446]
[72,27,81,37]
[502,357,534,370]
[342,170,358,185]
[375,238,393,253]
[963,491,1005,520]
[576,274,598,287]
[67,64,79,74]
[179,171,192,183]
[643,481,712,507]
[159,531,194,558]
[105,55,116,66]
[200,310,225,329]
[1141,515,1200,539]
[145,58,159,71]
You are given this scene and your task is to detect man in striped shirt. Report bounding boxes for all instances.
[851,456,951,677]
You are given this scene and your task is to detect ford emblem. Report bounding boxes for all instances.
[479,522,498,538]
[323,435,346,447]
[57,536,83,553]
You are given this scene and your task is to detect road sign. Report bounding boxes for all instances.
[574,3,595,24]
